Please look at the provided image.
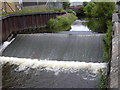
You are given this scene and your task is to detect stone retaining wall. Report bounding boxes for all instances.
[110,13,120,88]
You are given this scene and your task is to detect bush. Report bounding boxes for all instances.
[47,13,77,32]
[84,2,115,19]
[103,21,112,61]
[0,8,66,16]
[66,10,76,15]
[50,8,66,12]
[98,69,107,88]
[83,2,96,17]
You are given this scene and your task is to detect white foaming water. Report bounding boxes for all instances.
[70,20,91,31]
[0,56,107,74]
[0,38,15,53]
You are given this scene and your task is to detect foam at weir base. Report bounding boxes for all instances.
[0,38,15,54]
[0,56,107,73]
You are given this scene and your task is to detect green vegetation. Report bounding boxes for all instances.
[84,2,96,17]
[84,19,112,61]
[83,2,115,88]
[84,2,115,19]
[103,21,112,61]
[84,18,107,33]
[98,69,107,89]
[49,8,66,12]
[75,6,85,16]
[66,10,76,15]
[83,2,115,62]
[0,8,66,16]
[0,13,8,16]
[47,13,77,32]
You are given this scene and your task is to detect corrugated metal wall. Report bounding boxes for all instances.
[1,12,66,42]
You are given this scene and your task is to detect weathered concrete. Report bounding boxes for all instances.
[110,13,120,88]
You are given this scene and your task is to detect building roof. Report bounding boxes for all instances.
[70,2,83,6]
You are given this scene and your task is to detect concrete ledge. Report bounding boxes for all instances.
[0,12,66,20]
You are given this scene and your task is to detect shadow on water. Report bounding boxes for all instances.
[83,18,108,33]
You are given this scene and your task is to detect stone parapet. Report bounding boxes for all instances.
[110,13,120,88]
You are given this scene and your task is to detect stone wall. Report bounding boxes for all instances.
[110,13,120,88]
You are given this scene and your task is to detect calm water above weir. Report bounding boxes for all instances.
[0,19,107,88]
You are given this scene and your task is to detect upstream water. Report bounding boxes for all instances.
[0,20,107,88]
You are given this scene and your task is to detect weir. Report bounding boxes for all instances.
[2,32,105,62]
[0,19,107,88]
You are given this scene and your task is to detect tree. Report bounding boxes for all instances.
[83,2,88,7]
[84,2,115,19]
[84,18,107,33]
[83,2,95,17]
[92,2,115,19]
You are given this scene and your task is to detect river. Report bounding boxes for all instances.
[0,19,107,88]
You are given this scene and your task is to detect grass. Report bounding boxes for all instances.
[47,13,77,32]
[0,8,66,16]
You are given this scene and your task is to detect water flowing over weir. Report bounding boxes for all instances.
[0,20,107,88]
[2,33,104,62]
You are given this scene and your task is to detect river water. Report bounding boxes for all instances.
[0,20,107,88]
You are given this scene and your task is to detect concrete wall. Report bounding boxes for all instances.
[110,13,120,88]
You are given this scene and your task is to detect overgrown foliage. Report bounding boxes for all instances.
[84,2,115,62]
[83,2,96,17]
[103,21,112,61]
[47,13,77,32]
[98,69,107,88]
[75,6,85,16]
[84,2,115,19]
[50,8,66,12]
[66,10,76,15]
[83,18,107,33]
[0,8,66,16]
